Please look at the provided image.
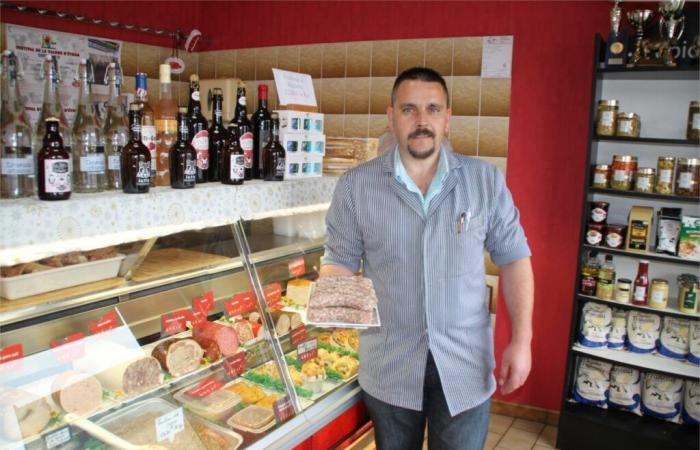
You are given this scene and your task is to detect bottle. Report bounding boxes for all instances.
[133,73,157,186]
[35,56,73,163]
[263,112,285,181]
[207,88,227,182]
[187,74,209,183]
[72,59,106,193]
[170,107,197,189]
[230,82,253,181]
[37,118,71,200]
[1,50,34,198]
[154,64,177,187]
[252,83,272,179]
[595,255,616,300]
[103,62,128,190]
[580,251,599,296]
[221,123,245,185]
[121,103,150,193]
[632,260,650,306]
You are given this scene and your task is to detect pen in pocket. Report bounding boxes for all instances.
[456,210,472,234]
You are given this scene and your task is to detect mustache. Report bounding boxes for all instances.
[408,128,435,139]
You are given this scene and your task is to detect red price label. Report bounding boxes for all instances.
[273,396,295,424]
[161,312,187,336]
[264,283,282,308]
[89,310,118,335]
[297,338,318,364]
[193,291,214,315]
[289,324,308,346]
[190,309,206,326]
[185,376,224,398]
[223,352,246,379]
[288,257,306,277]
[49,332,85,363]
[0,343,24,373]
[224,291,257,317]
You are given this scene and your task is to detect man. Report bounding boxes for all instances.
[320,67,534,450]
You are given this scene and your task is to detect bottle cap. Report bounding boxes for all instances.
[45,117,59,122]
[258,83,268,98]
[159,64,171,83]
[213,88,223,96]
[129,103,141,112]
[178,107,187,114]
[190,74,199,82]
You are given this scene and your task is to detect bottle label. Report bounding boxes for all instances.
[137,160,150,186]
[108,154,121,171]
[605,232,622,248]
[659,169,672,183]
[141,125,157,174]
[184,157,196,183]
[192,91,200,102]
[679,172,692,189]
[613,169,626,182]
[275,157,286,178]
[633,285,647,302]
[238,97,246,106]
[215,109,222,121]
[591,207,607,223]
[230,155,245,181]
[586,229,602,245]
[636,176,651,191]
[682,290,697,309]
[692,113,700,130]
[80,154,106,173]
[192,130,209,170]
[240,132,254,169]
[593,173,606,185]
[618,120,632,133]
[156,119,177,134]
[1,157,34,175]
[44,159,71,193]
[601,111,614,126]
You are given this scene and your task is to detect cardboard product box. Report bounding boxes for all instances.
[285,153,323,179]
[678,215,700,260]
[625,206,655,253]
[280,131,325,156]
[275,110,324,134]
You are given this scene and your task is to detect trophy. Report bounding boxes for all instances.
[627,9,655,66]
[605,1,629,66]
[657,0,685,66]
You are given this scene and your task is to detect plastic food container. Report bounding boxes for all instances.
[226,405,275,434]
[1,254,125,299]
[186,412,244,450]
[174,385,242,421]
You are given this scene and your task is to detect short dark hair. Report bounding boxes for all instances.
[391,67,450,107]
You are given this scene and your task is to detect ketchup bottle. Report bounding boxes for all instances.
[632,260,650,305]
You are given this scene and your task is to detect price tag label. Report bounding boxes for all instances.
[288,257,306,277]
[273,396,295,424]
[161,309,189,336]
[264,283,282,308]
[297,338,318,364]
[89,310,118,335]
[49,332,85,363]
[185,376,224,398]
[190,308,206,327]
[0,343,23,364]
[223,352,246,379]
[44,427,71,449]
[156,407,184,443]
[289,324,308,346]
[193,291,214,315]
[224,291,257,317]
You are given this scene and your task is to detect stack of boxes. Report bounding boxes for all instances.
[275,110,325,179]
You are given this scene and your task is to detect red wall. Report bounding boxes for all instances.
[3,1,610,411]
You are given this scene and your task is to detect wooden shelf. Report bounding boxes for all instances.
[582,244,700,267]
[576,294,700,319]
[588,187,700,203]
[572,344,699,379]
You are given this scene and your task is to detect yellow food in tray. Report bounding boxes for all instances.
[331,329,360,351]
[226,381,266,405]
[332,356,359,379]
[316,332,333,345]
[314,348,340,369]
[301,361,325,378]
[255,394,282,410]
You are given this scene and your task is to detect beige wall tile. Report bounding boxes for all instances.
[344,114,369,138]
[215,50,236,79]
[324,114,344,136]
[347,41,372,77]
[451,76,480,116]
[197,51,216,79]
[179,51,198,80]
[265,81,278,110]
[246,81,259,111]
[321,78,344,114]
[277,46,300,73]
[453,37,482,76]
[175,81,189,108]
[480,78,510,117]
[344,78,370,114]
[398,39,425,74]
[120,41,138,77]
[300,44,323,78]
[122,76,135,96]
[479,117,509,157]
[255,47,277,81]
[370,77,394,115]
[449,116,478,156]
[312,79,322,109]
[237,48,256,81]
[148,79,160,100]
[372,40,398,77]
[137,44,162,79]
[369,114,389,138]
[425,38,454,77]
[323,43,346,78]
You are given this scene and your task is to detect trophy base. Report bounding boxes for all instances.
[628,38,677,67]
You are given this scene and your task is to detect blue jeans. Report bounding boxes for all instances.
[363,352,490,450]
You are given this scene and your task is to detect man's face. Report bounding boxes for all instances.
[388,80,451,160]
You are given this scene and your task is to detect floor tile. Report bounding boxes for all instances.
[484,431,503,450]
[535,425,557,448]
[533,446,561,450]
[489,413,514,434]
[496,427,539,450]
[511,418,545,434]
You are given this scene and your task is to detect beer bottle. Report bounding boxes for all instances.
[103,62,128,190]
[207,88,227,182]
[252,83,271,179]
[133,73,157,186]
[229,82,253,181]
[170,107,197,189]
[263,112,285,181]
[35,56,73,165]
[37,118,71,200]
[187,74,209,183]
[221,123,244,185]
[121,104,150,193]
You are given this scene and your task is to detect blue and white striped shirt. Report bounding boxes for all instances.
[324,146,531,416]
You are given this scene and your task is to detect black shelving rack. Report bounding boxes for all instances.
[556,35,700,450]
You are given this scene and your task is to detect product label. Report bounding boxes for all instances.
[682,290,697,309]
[224,291,257,317]
[224,352,246,379]
[156,407,184,443]
[634,285,647,302]
[0,343,24,373]
[184,157,197,183]
[193,291,214,315]
[581,276,597,295]
[297,338,318,364]
[275,157,286,178]
[679,172,693,189]
[240,131,254,169]
[230,155,245,180]
[591,207,607,223]
[80,154,106,173]
[1,156,33,175]
[636,176,651,191]
[156,119,177,134]
[613,169,627,182]
[238,96,247,106]
[650,290,666,306]
[264,283,282,308]
[586,229,603,245]
[629,220,649,250]
[593,173,606,186]
[141,125,157,175]
[88,310,119,335]
[273,396,295,425]
[659,169,672,184]
[692,113,700,130]
[290,325,308,346]
[44,159,71,193]
[45,427,71,449]
[108,154,121,171]
[192,130,209,170]
[49,332,85,364]
[288,257,306,277]
[191,90,200,101]
[601,111,614,126]
[136,160,150,186]
[605,232,622,248]
[618,121,632,133]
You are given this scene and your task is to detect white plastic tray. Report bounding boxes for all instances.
[0,254,125,300]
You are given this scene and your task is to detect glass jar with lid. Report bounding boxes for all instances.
[655,156,675,194]
[688,101,699,140]
[611,155,637,190]
[592,164,610,188]
[678,274,698,314]
[596,100,619,136]
[634,167,655,193]
[648,279,669,309]
[675,157,699,196]
[616,112,641,138]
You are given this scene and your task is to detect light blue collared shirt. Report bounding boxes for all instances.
[394,147,449,214]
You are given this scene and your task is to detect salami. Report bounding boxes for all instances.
[193,322,239,356]
[309,276,378,310]
[51,371,103,416]
[151,338,204,377]
[192,336,222,362]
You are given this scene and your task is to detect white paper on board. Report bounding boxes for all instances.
[273,68,317,107]
[481,36,513,79]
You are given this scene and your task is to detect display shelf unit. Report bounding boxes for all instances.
[557,34,700,450]
[576,293,700,319]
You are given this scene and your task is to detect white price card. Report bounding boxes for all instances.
[273,68,317,107]
[155,407,184,443]
[481,36,513,79]
[45,427,71,449]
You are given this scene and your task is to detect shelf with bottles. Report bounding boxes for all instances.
[572,345,699,379]
[576,294,699,320]
[588,187,699,203]
[582,244,699,267]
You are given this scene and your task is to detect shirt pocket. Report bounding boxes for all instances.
[442,211,487,278]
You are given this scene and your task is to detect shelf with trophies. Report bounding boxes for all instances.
[557,2,700,450]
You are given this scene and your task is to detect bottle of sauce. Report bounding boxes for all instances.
[121,104,150,194]
[154,64,177,186]
[207,88,227,182]
[263,112,285,181]
[133,73,157,186]
[170,107,196,189]
[37,118,71,201]
[632,260,650,306]
[252,83,271,179]
[187,74,209,183]
[221,123,245,185]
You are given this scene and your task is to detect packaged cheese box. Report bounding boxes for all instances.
[678,216,700,260]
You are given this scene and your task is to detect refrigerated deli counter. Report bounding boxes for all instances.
[0,177,368,450]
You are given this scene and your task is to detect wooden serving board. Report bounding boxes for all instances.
[130,248,231,282]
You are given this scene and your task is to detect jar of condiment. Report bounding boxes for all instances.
[592,164,611,188]
[678,274,699,314]
[611,155,637,190]
[590,201,609,224]
[688,101,700,140]
[655,157,675,194]
[614,278,632,303]
[675,158,700,196]
[616,112,641,138]
[634,167,656,193]
[648,279,669,309]
[596,100,619,136]
[604,224,626,249]
[586,223,605,246]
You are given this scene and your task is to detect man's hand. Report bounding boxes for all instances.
[498,340,531,395]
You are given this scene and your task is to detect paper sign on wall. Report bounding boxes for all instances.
[273,68,317,107]
[481,36,513,79]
